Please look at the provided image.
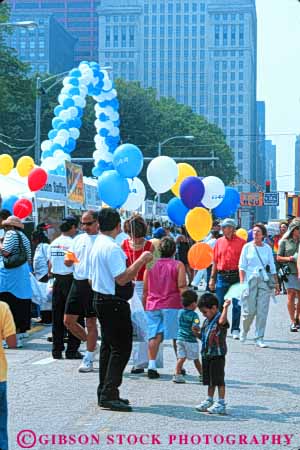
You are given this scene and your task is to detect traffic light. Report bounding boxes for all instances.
[265,180,271,193]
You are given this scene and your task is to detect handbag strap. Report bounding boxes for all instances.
[15,231,27,259]
[253,244,266,272]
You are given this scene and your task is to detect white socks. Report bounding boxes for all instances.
[148,360,157,370]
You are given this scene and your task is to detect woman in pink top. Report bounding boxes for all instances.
[143,237,187,379]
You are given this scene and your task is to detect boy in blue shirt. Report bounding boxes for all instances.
[193,292,230,415]
[173,290,203,383]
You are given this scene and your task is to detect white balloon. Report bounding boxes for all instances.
[68,106,78,118]
[57,129,69,140]
[73,96,85,108]
[110,111,119,121]
[201,176,225,209]
[147,156,179,194]
[61,85,73,95]
[63,77,72,86]
[110,127,120,137]
[122,178,146,211]
[79,63,90,72]
[53,135,66,146]
[53,150,66,161]
[69,128,80,140]
[41,140,52,151]
[41,157,59,171]
[58,94,69,105]
[103,79,113,91]
[79,85,88,97]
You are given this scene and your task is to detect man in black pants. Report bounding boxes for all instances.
[48,217,82,360]
[89,208,152,412]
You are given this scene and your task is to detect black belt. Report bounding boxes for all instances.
[218,270,239,275]
[93,292,128,302]
[53,274,73,279]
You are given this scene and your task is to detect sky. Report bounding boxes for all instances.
[256,0,300,194]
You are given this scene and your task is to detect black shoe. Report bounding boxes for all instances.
[181,368,186,376]
[99,400,132,412]
[290,323,298,332]
[52,351,63,359]
[98,397,130,407]
[147,369,160,379]
[65,351,83,359]
[131,368,145,374]
[47,336,53,342]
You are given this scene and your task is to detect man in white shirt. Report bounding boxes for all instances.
[90,208,152,412]
[64,211,99,373]
[48,217,81,360]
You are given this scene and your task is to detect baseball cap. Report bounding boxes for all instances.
[62,215,79,226]
[37,222,52,230]
[153,227,166,239]
[221,218,236,228]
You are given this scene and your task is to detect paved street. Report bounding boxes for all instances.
[6,295,300,450]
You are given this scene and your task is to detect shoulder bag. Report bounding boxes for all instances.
[254,245,276,289]
[3,231,28,269]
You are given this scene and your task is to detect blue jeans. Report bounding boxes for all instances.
[0,381,8,450]
[216,274,241,332]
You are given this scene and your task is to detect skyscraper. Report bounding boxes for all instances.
[98,0,257,196]
[256,100,267,221]
[5,14,76,74]
[265,139,277,220]
[294,135,300,194]
[8,0,100,63]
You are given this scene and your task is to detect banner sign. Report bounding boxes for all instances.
[84,183,100,209]
[65,161,84,204]
[240,192,264,207]
[263,192,279,206]
[36,174,67,201]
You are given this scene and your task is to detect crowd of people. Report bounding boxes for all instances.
[0,206,300,449]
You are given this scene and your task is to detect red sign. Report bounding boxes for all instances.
[240,192,264,207]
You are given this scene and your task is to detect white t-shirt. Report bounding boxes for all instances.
[89,234,126,295]
[70,233,98,280]
[239,242,276,280]
[33,243,50,280]
[48,235,73,275]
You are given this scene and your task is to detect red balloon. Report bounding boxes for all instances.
[13,198,33,219]
[28,167,48,192]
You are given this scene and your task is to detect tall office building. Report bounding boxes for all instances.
[294,135,300,194]
[265,139,277,220]
[256,101,267,221]
[8,0,100,63]
[5,14,76,74]
[98,0,257,197]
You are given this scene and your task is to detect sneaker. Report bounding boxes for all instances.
[207,401,226,415]
[131,368,145,374]
[199,373,203,383]
[19,332,29,339]
[2,340,8,349]
[99,399,132,412]
[147,369,160,379]
[181,368,186,376]
[52,351,63,359]
[172,374,186,383]
[196,399,213,412]
[78,358,93,373]
[16,336,23,348]
[65,351,83,360]
[240,332,247,343]
[290,323,298,332]
[256,339,268,348]
[232,330,240,340]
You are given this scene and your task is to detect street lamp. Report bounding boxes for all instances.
[158,135,195,158]
[0,21,38,30]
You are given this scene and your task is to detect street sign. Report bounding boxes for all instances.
[263,192,279,206]
[240,192,264,207]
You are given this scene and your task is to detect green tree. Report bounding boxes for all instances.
[0,3,35,159]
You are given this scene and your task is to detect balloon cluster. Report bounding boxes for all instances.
[40,61,120,177]
[0,154,48,219]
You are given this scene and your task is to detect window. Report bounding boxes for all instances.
[121,16,127,22]
[113,26,118,47]
[105,26,111,47]
[238,106,243,114]
[192,15,197,24]
[238,118,243,126]
[222,106,227,114]
[121,26,126,48]
[184,15,189,24]
[29,41,35,49]
[113,16,118,22]
[239,60,244,69]
[238,141,243,149]
[239,72,244,81]
[230,106,235,114]
[238,95,243,103]
[238,83,244,91]
[231,72,235,81]
[222,95,227,105]
[230,95,235,104]
[231,61,236,70]
[129,26,135,47]
[230,118,235,126]
[222,84,227,93]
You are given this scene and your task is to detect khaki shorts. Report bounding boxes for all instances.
[177,341,199,360]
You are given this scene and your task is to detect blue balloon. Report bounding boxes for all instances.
[167,198,189,226]
[99,128,109,137]
[213,187,240,219]
[41,149,53,159]
[113,143,144,179]
[2,195,18,213]
[57,122,69,131]
[99,113,109,121]
[66,137,76,152]
[73,118,82,129]
[180,176,205,209]
[52,117,63,129]
[48,129,58,140]
[97,170,129,208]
[63,98,75,108]
[76,107,83,118]
[69,87,80,96]
[54,105,63,117]
[69,77,79,86]
[69,69,81,78]
[50,143,63,152]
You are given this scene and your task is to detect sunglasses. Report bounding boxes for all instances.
[80,221,96,226]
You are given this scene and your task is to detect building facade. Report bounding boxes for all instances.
[8,0,99,63]
[5,14,77,74]
[294,135,300,195]
[256,100,267,221]
[265,139,277,220]
[98,0,257,197]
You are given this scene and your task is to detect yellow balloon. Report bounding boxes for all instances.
[185,207,212,242]
[0,154,14,175]
[16,156,35,177]
[171,163,197,197]
[236,228,248,241]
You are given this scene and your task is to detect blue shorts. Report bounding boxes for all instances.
[146,309,179,340]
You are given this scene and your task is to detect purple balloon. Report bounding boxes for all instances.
[180,176,205,209]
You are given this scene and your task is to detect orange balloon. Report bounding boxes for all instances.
[188,242,213,270]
